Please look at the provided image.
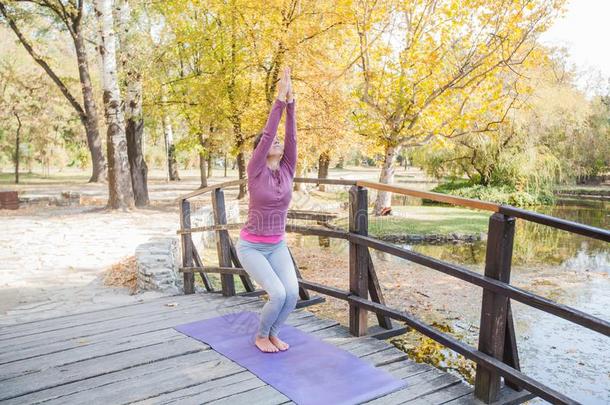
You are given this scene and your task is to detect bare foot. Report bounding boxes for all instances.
[254,335,279,353]
[269,335,289,351]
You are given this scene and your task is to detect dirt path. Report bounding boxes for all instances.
[0,204,182,325]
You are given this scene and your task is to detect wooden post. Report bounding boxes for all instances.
[367,249,393,329]
[211,188,235,297]
[475,213,516,402]
[349,185,368,336]
[503,301,522,390]
[180,199,195,294]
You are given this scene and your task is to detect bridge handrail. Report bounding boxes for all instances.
[175,177,609,242]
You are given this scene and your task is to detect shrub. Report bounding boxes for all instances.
[429,182,555,207]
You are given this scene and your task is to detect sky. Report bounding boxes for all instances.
[539,0,610,95]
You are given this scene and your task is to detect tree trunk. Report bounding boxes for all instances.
[73,23,107,183]
[317,150,331,191]
[224,153,228,177]
[165,124,180,181]
[198,133,208,188]
[207,154,213,178]
[161,105,180,181]
[294,164,305,192]
[232,120,247,199]
[236,151,247,198]
[125,76,149,206]
[117,0,149,207]
[373,144,400,216]
[13,111,21,184]
[206,125,215,179]
[199,154,208,188]
[94,0,134,210]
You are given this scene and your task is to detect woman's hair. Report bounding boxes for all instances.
[252,131,263,151]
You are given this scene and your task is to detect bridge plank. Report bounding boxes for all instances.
[0,293,248,340]
[0,306,315,374]
[444,384,536,405]
[0,296,264,360]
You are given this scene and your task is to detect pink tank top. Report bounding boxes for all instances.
[240,228,284,244]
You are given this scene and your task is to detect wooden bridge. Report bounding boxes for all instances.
[1,292,509,404]
[1,177,608,404]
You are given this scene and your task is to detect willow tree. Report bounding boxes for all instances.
[351,0,566,215]
[93,0,134,209]
[0,0,107,182]
[410,51,604,202]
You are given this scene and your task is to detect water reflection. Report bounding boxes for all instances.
[404,200,609,275]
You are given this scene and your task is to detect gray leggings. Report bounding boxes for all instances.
[235,237,300,338]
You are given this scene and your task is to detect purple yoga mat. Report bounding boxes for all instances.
[173,310,407,405]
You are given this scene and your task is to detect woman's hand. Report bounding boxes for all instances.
[286,68,294,103]
[277,66,292,102]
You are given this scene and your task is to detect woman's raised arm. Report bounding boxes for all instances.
[281,99,297,177]
[247,99,286,177]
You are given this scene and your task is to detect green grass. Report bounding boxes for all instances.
[331,206,489,236]
[0,171,91,185]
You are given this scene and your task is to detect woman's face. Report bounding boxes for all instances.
[268,137,284,159]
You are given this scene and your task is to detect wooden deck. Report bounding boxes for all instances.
[0,293,533,404]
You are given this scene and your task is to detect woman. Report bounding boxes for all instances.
[235,67,299,353]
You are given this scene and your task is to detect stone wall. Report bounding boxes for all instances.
[133,200,242,295]
[135,237,184,294]
[18,191,81,207]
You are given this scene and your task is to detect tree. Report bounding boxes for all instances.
[245,0,354,191]
[93,0,134,209]
[158,0,258,198]
[138,7,181,182]
[350,0,566,214]
[413,47,609,195]
[0,54,78,182]
[160,92,181,181]
[116,0,149,206]
[0,65,26,182]
[157,0,355,197]
[0,0,107,182]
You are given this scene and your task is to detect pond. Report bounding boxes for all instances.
[293,198,609,404]
[406,199,609,404]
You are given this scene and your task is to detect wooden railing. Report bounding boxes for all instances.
[176,177,610,405]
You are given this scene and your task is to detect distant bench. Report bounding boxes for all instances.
[0,191,18,210]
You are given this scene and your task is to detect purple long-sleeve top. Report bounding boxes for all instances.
[241,98,297,237]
